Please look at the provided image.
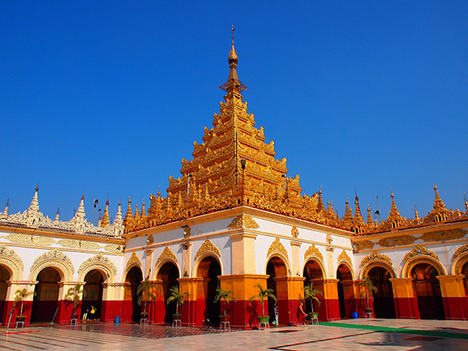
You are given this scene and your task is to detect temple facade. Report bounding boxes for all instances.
[1,34,468,328]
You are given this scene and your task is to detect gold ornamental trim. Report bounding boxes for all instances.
[77,253,118,280]
[156,246,178,267]
[377,235,417,247]
[104,243,123,253]
[420,229,467,242]
[4,233,55,246]
[126,251,143,269]
[361,251,392,267]
[337,249,352,267]
[354,240,375,251]
[0,245,24,280]
[453,243,468,261]
[194,239,221,261]
[29,249,75,281]
[402,246,438,265]
[291,226,299,238]
[227,215,259,230]
[267,238,288,259]
[304,244,323,262]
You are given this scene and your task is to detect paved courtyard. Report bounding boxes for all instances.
[1,319,468,350]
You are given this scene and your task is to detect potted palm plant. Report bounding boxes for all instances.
[166,286,189,322]
[14,288,36,324]
[64,283,85,322]
[359,276,377,314]
[213,287,236,322]
[248,283,277,324]
[303,282,322,320]
[137,280,156,319]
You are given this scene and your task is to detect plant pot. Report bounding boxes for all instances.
[308,312,319,319]
[258,316,269,323]
[220,315,230,322]
[71,313,79,319]
[365,308,373,313]
[140,312,149,317]
[15,316,26,322]
[173,314,181,320]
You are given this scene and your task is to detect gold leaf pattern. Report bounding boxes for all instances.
[361,251,393,267]
[267,238,288,259]
[304,244,323,262]
[291,226,299,238]
[227,215,259,230]
[420,229,467,242]
[377,235,417,247]
[355,240,375,250]
[402,246,439,265]
[156,246,178,267]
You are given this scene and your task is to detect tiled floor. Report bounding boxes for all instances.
[1,319,467,350]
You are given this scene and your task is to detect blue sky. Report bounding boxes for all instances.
[1,1,467,224]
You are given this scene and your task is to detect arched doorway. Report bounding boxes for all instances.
[411,263,445,319]
[303,260,324,316]
[31,267,61,322]
[82,270,104,321]
[267,256,287,324]
[197,256,221,325]
[124,266,143,322]
[367,266,395,318]
[0,265,11,324]
[462,261,468,295]
[337,264,353,319]
[157,262,179,324]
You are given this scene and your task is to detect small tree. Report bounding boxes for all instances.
[166,286,189,316]
[303,282,322,314]
[137,280,156,314]
[64,283,86,315]
[359,276,377,310]
[248,283,277,317]
[14,288,36,317]
[213,287,236,317]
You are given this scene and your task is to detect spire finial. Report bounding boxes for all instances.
[231,25,235,45]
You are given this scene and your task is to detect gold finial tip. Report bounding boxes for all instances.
[231,25,235,45]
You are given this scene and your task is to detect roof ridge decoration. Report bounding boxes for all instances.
[0,188,124,238]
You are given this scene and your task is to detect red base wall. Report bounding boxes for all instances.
[443,297,468,320]
[394,297,419,319]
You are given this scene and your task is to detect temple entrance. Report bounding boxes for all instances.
[157,262,179,324]
[197,256,221,325]
[82,270,104,321]
[124,266,143,322]
[367,267,395,318]
[267,256,287,324]
[303,260,324,315]
[0,265,11,324]
[337,264,353,319]
[411,263,445,319]
[31,267,61,322]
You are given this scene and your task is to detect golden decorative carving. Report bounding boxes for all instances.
[58,239,80,249]
[77,253,117,280]
[361,251,392,267]
[104,244,123,253]
[337,250,352,267]
[453,243,468,261]
[420,229,467,242]
[402,246,439,265]
[377,235,417,247]
[29,249,75,281]
[267,238,288,259]
[227,215,259,230]
[32,236,55,246]
[291,226,299,238]
[194,239,221,261]
[80,241,101,250]
[126,251,142,269]
[355,240,375,251]
[0,245,24,279]
[183,226,191,239]
[156,246,178,268]
[304,244,323,262]
[5,233,34,245]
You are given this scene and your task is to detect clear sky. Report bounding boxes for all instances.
[1,1,467,224]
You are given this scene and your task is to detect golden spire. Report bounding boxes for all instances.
[124,197,133,228]
[432,183,446,210]
[379,192,405,230]
[134,204,140,221]
[220,25,247,94]
[425,183,449,223]
[354,195,364,223]
[101,200,110,227]
[140,201,147,222]
[317,188,324,212]
[414,204,420,223]
[367,205,373,225]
